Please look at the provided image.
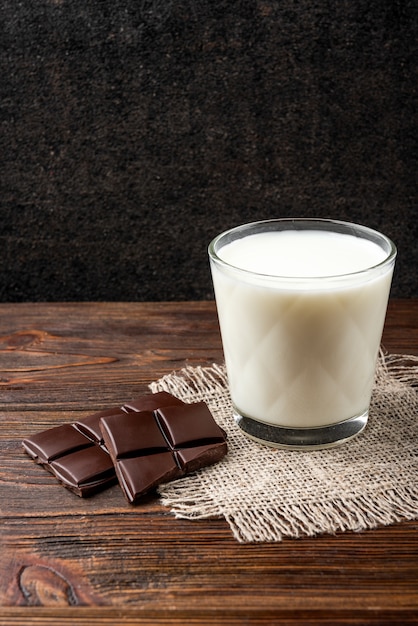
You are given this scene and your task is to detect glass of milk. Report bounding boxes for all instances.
[208,219,396,449]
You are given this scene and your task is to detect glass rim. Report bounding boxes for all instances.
[208,218,397,283]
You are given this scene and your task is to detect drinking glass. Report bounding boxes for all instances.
[208,219,396,449]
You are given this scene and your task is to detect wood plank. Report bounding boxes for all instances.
[1,607,418,625]
[0,302,222,409]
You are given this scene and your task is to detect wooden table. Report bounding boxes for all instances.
[1,300,417,625]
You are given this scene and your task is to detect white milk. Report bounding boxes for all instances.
[210,230,394,428]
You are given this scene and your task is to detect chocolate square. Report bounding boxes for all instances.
[117,452,180,502]
[74,407,128,445]
[123,391,185,413]
[23,423,92,463]
[156,402,226,447]
[50,446,116,497]
[100,401,228,503]
[22,418,116,497]
[100,411,168,458]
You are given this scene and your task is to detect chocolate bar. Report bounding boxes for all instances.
[100,401,228,503]
[22,412,119,497]
[21,392,181,497]
[22,392,227,501]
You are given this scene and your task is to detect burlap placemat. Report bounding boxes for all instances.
[150,352,418,543]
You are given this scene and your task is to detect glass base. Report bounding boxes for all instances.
[234,410,368,450]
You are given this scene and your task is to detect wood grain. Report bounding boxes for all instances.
[1,300,417,624]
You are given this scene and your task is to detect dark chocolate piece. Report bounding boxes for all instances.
[22,418,116,497]
[100,401,228,503]
[73,407,128,445]
[123,390,185,413]
[21,402,139,496]
[22,392,223,501]
[50,446,116,497]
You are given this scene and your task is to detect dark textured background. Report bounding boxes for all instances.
[1,0,417,301]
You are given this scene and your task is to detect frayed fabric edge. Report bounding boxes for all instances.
[149,362,227,400]
[380,351,418,387]
[160,483,418,543]
[225,485,418,543]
